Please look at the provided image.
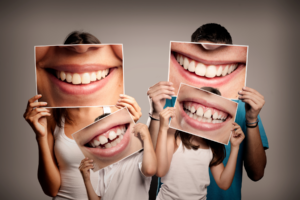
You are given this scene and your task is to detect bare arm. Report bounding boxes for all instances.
[155,108,176,177]
[238,87,267,181]
[133,123,157,176]
[24,95,61,197]
[79,158,101,200]
[147,82,175,148]
[210,123,245,190]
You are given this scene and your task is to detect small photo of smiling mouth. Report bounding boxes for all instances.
[175,52,238,78]
[84,124,130,157]
[180,101,232,131]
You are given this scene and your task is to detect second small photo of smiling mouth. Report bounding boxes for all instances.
[170,83,238,145]
[72,108,143,171]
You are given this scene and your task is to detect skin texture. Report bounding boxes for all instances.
[36,44,123,107]
[79,123,157,200]
[170,84,238,144]
[23,94,141,197]
[155,107,245,190]
[169,42,247,99]
[73,108,143,171]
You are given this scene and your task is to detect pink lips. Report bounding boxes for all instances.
[171,53,245,88]
[84,124,131,158]
[179,101,232,131]
[49,67,116,95]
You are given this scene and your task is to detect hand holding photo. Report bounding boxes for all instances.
[35,44,124,107]
[72,108,142,171]
[169,83,238,144]
[168,41,248,99]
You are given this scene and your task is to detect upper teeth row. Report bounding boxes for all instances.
[56,69,109,84]
[176,54,238,78]
[89,126,126,148]
[183,103,227,120]
[185,110,225,123]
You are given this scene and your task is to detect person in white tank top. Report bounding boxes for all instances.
[23,93,142,199]
[155,107,245,200]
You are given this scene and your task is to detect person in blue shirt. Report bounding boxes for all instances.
[147,23,268,200]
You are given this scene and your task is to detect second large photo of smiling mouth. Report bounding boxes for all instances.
[169,42,248,99]
[35,44,124,107]
[72,108,143,171]
[170,83,238,145]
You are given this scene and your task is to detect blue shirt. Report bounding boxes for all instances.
[157,96,269,200]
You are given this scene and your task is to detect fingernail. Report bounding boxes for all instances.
[120,94,124,97]
[243,87,246,90]
[38,94,42,97]
[239,90,242,93]
[43,102,47,105]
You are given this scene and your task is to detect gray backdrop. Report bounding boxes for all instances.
[0,0,299,199]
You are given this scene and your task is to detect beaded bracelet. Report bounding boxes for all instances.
[149,113,160,121]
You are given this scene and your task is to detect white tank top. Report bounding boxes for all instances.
[53,118,98,200]
[157,141,213,200]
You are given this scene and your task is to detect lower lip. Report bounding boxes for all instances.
[171,53,245,88]
[179,102,231,131]
[49,68,116,95]
[85,125,131,158]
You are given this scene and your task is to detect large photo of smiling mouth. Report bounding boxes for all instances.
[170,52,246,88]
[179,100,232,131]
[84,124,130,157]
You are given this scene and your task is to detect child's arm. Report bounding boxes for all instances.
[155,107,176,177]
[79,158,101,200]
[133,123,157,176]
[210,122,245,190]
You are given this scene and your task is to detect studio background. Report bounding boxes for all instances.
[0,0,299,199]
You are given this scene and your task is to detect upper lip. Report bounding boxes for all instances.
[45,64,117,73]
[172,51,244,65]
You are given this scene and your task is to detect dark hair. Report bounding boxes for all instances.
[175,86,225,167]
[52,31,101,127]
[64,31,101,44]
[191,23,232,44]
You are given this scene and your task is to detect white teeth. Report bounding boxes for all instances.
[72,73,81,84]
[108,131,117,140]
[116,128,122,136]
[193,114,197,119]
[111,140,117,147]
[97,71,102,80]
[218,114,222,119]
[60,71,66,81]
[207,118,212,123]
[99,135,108,145]
[115,138,121,144]
[216,67,222,76]
[206,65,217,78]
[222,65,229,76]
[204,109,212,118]
[188,61,196,72]
[57,69,109,84]
[119,135,123,140]
[195,63,206,76]
[93,139,101,147]
[177,54,239,78]
[81,73,91,84]
[213,112,219,119]
[196,107,204,117]
[190,106,196,113]
[197,116,203,121]
[66,73,72,82]
[90,72,96,81]
[105,143,112,148]
[183,57,189,70]
[179,55,183,65]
